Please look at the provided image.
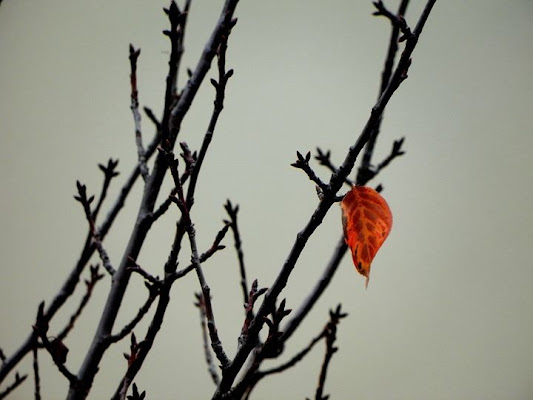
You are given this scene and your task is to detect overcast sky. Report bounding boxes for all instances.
[1,1,532,399]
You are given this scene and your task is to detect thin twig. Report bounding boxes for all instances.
[125,383,146,400]
[281,237,347,342]
[291,151,329,193]
[93,159,120,222]
[118,333,145,400]
[173,0,192,93]
[108,283,159,344]
[33,303,78,384]
[359,0,410,183]
[0,372,27,400]
[185,21,235,208]
[313,305,347,400]
[195,293,220,385]
[129,44,149,181]
[151,190,176,223]
[315,148,353,187]
[224,200,249,305]
[363,136,406,184]
[168,221,229,283]
[143,106,161,131]
[165,150,230,369]
[32,344,41,400]
[161,1,187,143]
[75,181,116,276]
[126,258,162,287]
[56,265,105,342]
[261,332,323,378]
[238,280,268,349]
[372,1,413,41]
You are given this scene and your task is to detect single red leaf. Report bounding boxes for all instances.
[340,186,392,287]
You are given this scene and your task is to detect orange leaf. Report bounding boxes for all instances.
[340,186,392,287]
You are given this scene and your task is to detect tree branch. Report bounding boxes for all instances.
[166,149,230,368]
[69,3,240,396]
[32,344,41,400]
[108,283,160,344]
[0,372,27,400]
[312,305,347,400]
[33,303,78,385]
[213,2,437,396]
[195,293,220,385]
[129,44,149,181]
[359,0,410,183]
[291,151,329,193]
[0,131,159,387]
[224,200,249,306]
[56,265,105,342]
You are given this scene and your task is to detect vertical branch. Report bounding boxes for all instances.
[161,1,187,143]
[358,0,410,181]
[166,151,230,368]
[313,305,347,400]
[32,345,41,400]
[129,45,149,181]
[225,200,249,305]
[172,0,192,92]
[185,21,235,207]
[195,293,221,385]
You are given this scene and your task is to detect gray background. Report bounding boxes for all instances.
[1,0,532,399]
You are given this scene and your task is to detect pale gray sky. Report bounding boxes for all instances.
[1,1,532,399]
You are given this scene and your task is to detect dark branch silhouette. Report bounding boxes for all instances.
[0,1,438,398]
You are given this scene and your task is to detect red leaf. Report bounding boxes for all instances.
[340,186,392,287]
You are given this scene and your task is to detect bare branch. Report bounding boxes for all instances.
[126,383,146,400]
[126,258,162,287]
[195,293,220,385]
[224,200,249,305]
[168,165,230,368]
[32,303,78,384]
[168,221,230,283]
[185,20,235,208]
[291,151,329,193]
[359,0,410,184]
[373,1,413,41]
[238,280,267,349]
[261,331,323,378]
[143,106,161,131]
[94,159,120,221]
[0,130,160,387]
[315,148,353,188]
[108,283,160,344]
[281,237,347,343]
[313,305,348,400]
[0,372,27,400]
[129,44,149,181]
[151,190,176,223]
[32,344,41,400]
[56,265,105,341]
[75,182,116,276]
[161,1,189,141]
[213,2,438,396]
